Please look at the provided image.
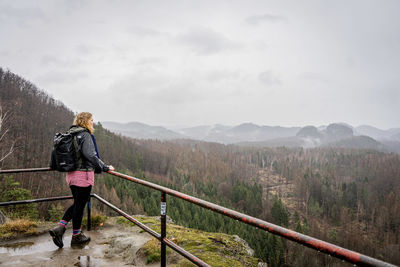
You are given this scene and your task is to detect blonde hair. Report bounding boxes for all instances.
[73,112,94,134]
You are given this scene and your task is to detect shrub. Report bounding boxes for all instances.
[82,214,107,230]
[0,219,37,238]
[48,204,64,222]
[0,176,38,219]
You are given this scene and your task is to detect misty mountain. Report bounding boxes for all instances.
[101,121,186,140]
[177,124,233,142]
[392,132,400,141]
[239,123,391,152]
[226,123,301,143]
[355,125,400,140]
[103,121,301,144]
[324,123,354,142]
[102,121,400,153]
[178,123,300,143]
[323,135,384,150]
[296,126,323,139]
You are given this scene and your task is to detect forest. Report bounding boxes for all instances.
[0,68,399,266]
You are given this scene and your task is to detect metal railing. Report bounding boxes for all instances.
[0,167,397,267]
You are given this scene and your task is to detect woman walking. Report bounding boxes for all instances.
[49,112,114,248]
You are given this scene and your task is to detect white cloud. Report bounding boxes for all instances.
[258,71,282,86]
[0,3,46,26]
[246,13,287,25]
[36,70,88,84]
[126,26,166,37]
[176,27,241,55]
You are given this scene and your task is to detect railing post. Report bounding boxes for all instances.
[160,192,167,267]
[87,196,91,231]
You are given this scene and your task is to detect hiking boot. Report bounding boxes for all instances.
[71,232,91,246]
[49,225,66,248]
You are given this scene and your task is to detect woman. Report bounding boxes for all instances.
[49,112,114,248]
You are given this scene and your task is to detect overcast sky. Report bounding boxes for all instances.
[1,0,399,129]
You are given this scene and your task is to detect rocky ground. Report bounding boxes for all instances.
[0,216,265,267]
[0,218,156,267]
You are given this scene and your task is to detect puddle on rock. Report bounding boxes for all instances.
[76,255,104,267]
[0,237,59,255]
[1,241,34,249]
[0,241,41,255]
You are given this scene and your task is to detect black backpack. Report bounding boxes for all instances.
[50,129,84,172]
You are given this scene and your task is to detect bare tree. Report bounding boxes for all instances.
[0,104,14,165]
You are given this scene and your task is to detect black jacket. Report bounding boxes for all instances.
[69,126,109,173]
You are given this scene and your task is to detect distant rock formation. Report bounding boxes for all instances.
[296,126,323,139]
[325,123,354,142]
[102,121,185,140]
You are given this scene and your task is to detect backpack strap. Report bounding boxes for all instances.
[72,135,82,169]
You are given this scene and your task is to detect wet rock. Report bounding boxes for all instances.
[0,218,152,267]
[234,235,254,256]
[0,211,7,225]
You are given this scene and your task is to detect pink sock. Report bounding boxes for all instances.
[58,220,68,227]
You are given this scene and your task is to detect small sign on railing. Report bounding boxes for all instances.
[161,202,166,216]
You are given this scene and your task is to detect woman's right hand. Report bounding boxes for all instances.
[108,165,115,171]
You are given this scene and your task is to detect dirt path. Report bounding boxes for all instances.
[0,218,156,267]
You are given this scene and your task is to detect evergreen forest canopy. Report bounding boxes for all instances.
[0,68,399,266]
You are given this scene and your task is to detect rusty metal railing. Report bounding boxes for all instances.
[0,167,397,267]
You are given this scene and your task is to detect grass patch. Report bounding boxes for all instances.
[0,219,37,238]
[141,238,174,264]
[116,215,260,266]
[116,216,158,228]
[82,214,107,230]
[143,238,161,264]
[165,226,259,267]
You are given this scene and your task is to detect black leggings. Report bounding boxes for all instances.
[62,185,92,230]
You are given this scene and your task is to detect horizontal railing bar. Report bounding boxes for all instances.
[91,194,209,267]
[0,167,53,174]
[108,170,395,267]
[0,195,73,206]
